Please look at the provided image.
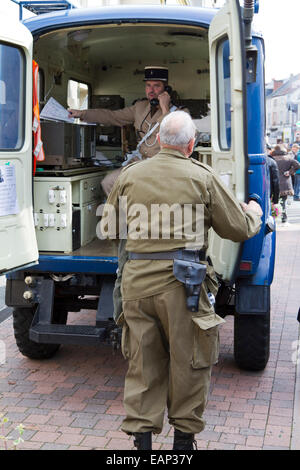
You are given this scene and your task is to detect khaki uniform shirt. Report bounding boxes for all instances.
[81,100,175,159]
[100,148,262,301]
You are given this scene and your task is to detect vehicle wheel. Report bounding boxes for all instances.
[234,310,270,371]
[13,307,68,359]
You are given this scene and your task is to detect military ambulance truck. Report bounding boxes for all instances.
[0,0,276,370]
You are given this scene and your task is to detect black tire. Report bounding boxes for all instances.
[13,307,68,360]
[234,310,270,371]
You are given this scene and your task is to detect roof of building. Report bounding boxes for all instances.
[268,74,300,99]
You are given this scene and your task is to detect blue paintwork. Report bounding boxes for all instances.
[247,38,266,157]
[23,5,217,35]
[252,229,276,286]
[237,36,276,286]
[30,254,118,275]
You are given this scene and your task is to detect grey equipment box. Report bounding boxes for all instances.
[33,170,105,253]
[177,99,209,119]
[91,95,124,147]
[39,121,96,168]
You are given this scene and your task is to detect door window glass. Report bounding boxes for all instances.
[0,43,24,150]
[216,37,231,150]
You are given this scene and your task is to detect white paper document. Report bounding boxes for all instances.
[40,97,75,123]
[0,164,19,216]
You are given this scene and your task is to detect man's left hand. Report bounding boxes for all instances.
[158,92,171,114]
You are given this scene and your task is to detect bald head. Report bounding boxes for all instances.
[158,111,196,156]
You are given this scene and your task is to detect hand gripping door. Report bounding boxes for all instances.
[208,0,247,282]
[0,17,38,274]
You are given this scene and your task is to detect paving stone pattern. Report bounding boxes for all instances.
[0,219,299,450]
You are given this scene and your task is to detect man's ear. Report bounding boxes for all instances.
[187,138,195,155]
[157,134,161,145]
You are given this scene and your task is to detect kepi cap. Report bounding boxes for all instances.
[144,66,168,82]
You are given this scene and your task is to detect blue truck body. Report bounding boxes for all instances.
[5,1,275,370]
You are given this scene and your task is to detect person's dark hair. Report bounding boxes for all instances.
[273,144,287,155]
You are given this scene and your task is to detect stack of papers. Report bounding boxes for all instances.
[40,97,75,123]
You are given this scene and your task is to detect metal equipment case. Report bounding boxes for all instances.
[34,170,105,252]
[39,121,96,168]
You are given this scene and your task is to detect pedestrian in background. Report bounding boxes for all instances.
[266,146,280,205]
[272,144,300,223]
[290,143,300,160]
[290,143,300,189]
[292,144,300,201]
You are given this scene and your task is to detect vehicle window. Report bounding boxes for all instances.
[216,37,231,150]
[0,43,24,150]
[38,68,45,108]
[67,79,89,110]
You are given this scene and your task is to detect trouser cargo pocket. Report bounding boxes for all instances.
[121,321,131,360]
[191,314,225,369]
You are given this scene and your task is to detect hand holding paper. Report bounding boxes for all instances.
[40,97,75,123]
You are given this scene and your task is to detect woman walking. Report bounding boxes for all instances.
[292,144,300,201]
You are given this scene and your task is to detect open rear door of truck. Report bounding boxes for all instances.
[208,0,248,282]
[0,15,38,274]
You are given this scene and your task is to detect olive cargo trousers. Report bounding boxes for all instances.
[120,285,222,435]
[112,239,127,324]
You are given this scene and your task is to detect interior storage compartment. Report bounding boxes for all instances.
[34,170,107,253]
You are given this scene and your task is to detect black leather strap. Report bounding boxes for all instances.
[128,249,206,262]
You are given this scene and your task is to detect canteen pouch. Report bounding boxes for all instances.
[173,259,207,312]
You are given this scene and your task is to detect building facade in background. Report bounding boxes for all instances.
[266,74,300,146]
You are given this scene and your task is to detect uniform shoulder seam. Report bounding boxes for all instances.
[121,161,140,172]
[190,158,213,173]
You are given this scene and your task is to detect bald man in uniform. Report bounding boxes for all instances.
[99,111,263,450]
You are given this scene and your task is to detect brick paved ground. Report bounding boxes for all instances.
[0,204,300,450]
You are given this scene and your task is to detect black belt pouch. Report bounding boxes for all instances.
[173,259,207,312]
